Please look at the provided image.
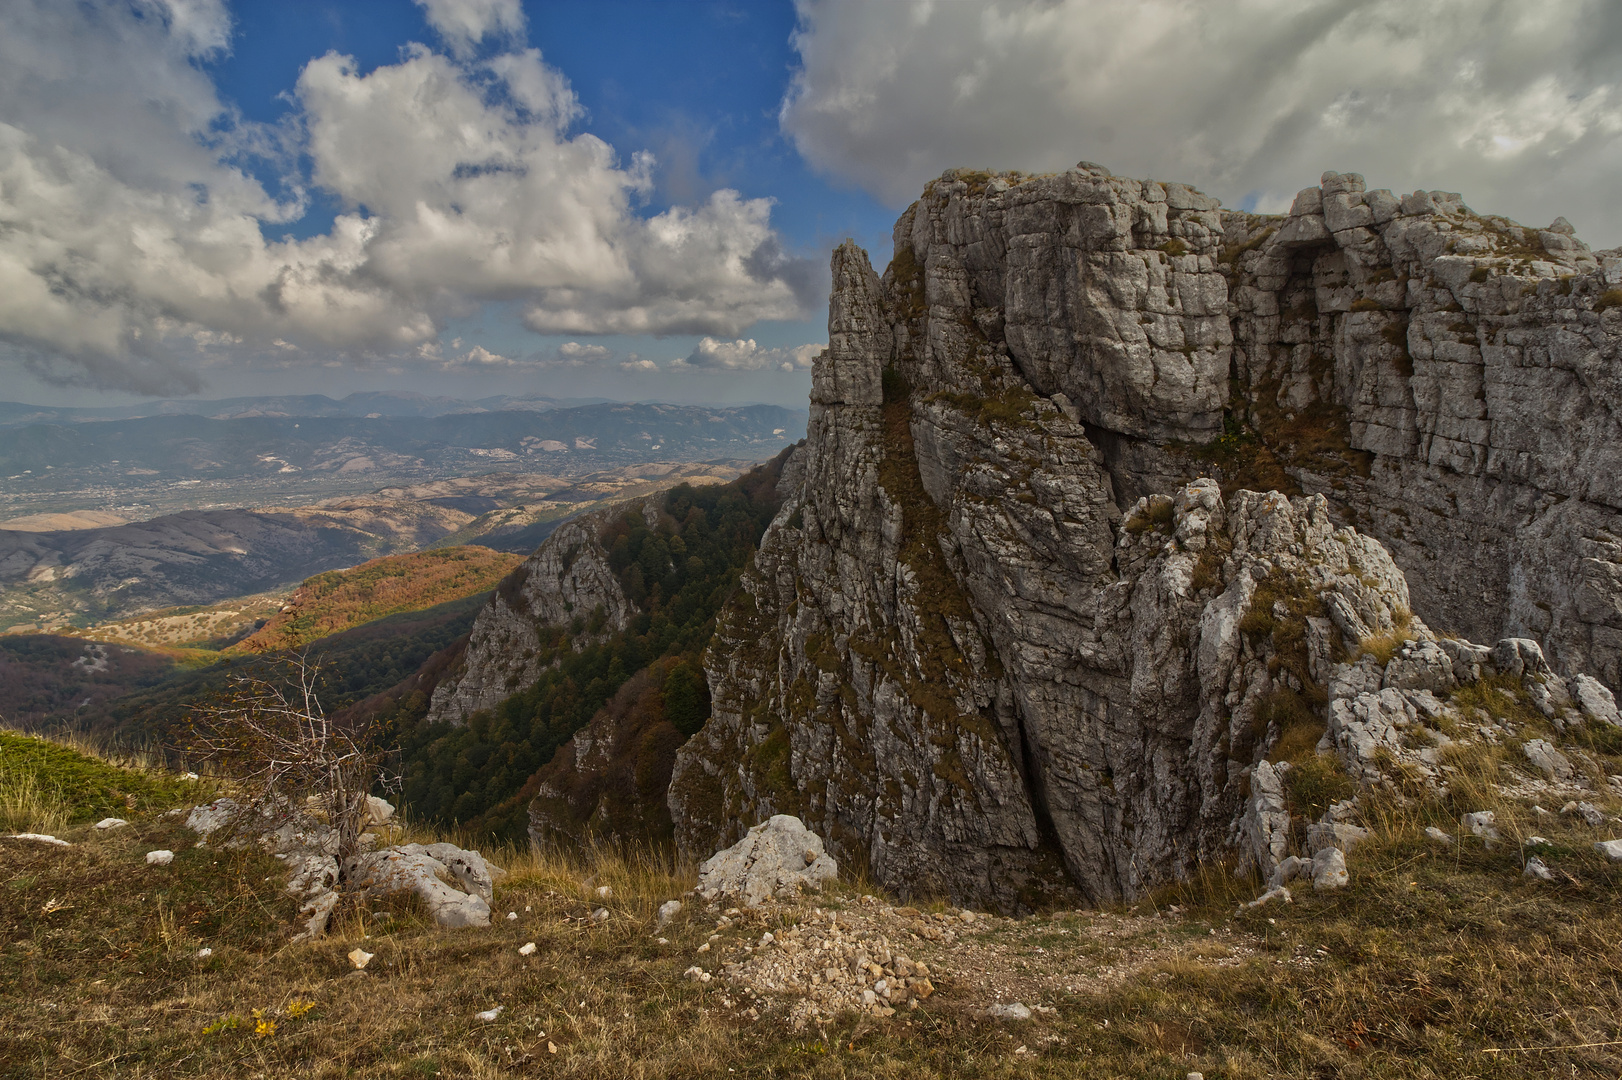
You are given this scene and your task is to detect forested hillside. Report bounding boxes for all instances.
[381,464,786,839]
[232,547,522,652]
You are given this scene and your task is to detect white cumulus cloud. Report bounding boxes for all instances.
[551,342,613,365]
[674,337,824,372]
[436,340,616,369]
[456,345,516,367]
[0,1,813,394]
[783,0,1622,244]
[414,0,525,58]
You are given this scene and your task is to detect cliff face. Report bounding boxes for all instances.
[1220,173,1622,688]
[881,163,1622,685]
[425,512,636,724]
[668,164,1622,908]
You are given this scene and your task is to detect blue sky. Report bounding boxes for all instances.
[3,0,1619,409]
[1,0,898,408]
[215,2,895,259]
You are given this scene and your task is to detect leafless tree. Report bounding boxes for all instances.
[184,654,395,863]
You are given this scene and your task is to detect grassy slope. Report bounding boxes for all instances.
[4,733,1622,1077]
[231,546,523,653]
[0,730,201,831]
[70,592,286,649]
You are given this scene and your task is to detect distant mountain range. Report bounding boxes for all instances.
[0,391,610,427]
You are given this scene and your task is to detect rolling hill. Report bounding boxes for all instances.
[230,547,523,653]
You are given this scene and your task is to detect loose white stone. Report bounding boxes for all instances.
[348,948,374,969]
[1461,811,1500,842]
[1312,847,1349,890]
[988,1002,1032,1020]
[145,849,175,866]
[518,942,537,956]
[1523,739,1574,782]
[365,796,395,825]
[93,818,128,830]
[1246,885,1291,909]
[1524,857,1555,881]
[476,1006,505,1022]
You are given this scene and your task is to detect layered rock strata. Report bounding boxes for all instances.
[1219,172,1622,687]
[839,163,1622,681]
[669,165,1622,908]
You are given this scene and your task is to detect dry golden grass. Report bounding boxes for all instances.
[7,733,1622,1076]
[0,767,69,834]
[1356,608,1414,668]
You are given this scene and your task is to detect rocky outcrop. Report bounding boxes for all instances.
[426,511,637,723]
[870,163,1622,684]
[184,795,502,937]
[342,843,499,930]
[668,163,1622,909]
[1219,171,1622,688]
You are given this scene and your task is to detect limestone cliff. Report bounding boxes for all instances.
[667,163,1622,909]
[425,512,636,724]
[1219,173,1622,688]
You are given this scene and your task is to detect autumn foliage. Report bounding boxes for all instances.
[232,547,522,654]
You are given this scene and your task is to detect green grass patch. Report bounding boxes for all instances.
[0,730,199,830]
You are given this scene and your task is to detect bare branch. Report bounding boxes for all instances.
[183,653,398,865]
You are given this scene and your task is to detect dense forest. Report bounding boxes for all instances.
[388,462,785,840]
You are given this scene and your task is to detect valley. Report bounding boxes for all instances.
[0,459,768,634]
[0,397,805,521]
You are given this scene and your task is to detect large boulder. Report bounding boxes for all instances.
[695,816,838,907]
[342,847,494,929]
[392,842,502,904]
